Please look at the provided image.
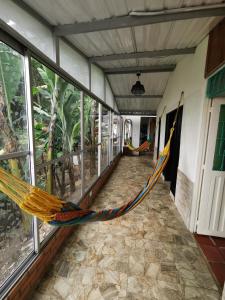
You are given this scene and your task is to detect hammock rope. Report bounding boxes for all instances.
[0,94,183,226]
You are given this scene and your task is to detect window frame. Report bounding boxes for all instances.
[0,27,121,298]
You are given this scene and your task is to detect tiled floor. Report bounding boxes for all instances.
[33,156,221,300]
[195,234,225,287]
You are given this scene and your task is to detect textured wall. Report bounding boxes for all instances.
[175,169,194,228]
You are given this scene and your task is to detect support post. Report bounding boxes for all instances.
[98,103,102,176]
[80,91,84,195]
[24,51,40,253]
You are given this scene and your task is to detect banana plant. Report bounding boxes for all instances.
[0,42,31,234]
[32,62,81,198]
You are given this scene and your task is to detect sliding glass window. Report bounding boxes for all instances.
[101,106,109,171]
[0,32,119,292]
[83,95,99,190]
[113,114,120,158]
[0,41,33,287]
[31,58,82,242]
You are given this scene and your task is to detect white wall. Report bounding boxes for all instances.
[123,115,141,147]
[91,64,105,100]
[106,79,114,109]
[59,40,89,88]
[0,0,55,61]
[155,37,208,183]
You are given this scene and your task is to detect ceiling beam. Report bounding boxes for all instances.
[90,47,196,62]
[116,95,163,99]
[105,64,175,75]
[54,4,225,36]
[119,110,156,116]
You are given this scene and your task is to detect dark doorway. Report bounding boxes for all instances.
[163,106,183,196]
[140,117,149,145]
[157,118,161,159]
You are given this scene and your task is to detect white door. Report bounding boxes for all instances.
[197,98,225,237]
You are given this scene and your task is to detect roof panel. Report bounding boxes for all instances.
[67,17,222,58]
[97,55,184,69]
[68,17,222,57]
[21,0,224,114]
[116,97,161,112]
[23,0,224,25]
[108,73,170,95]
[67,28,135,57]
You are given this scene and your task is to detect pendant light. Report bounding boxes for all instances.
[131,72,145,95]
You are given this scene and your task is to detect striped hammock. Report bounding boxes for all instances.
[0,92,182,226]
[126,140,150,152]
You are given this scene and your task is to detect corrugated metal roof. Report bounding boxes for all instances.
[23,0,225,25]
[116,97,161,112]
[67,17,221,58]
[97,55,185,69]
[22,0,225,113]
[108,73,170,95]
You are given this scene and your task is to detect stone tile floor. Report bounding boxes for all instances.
[33,156,221,300]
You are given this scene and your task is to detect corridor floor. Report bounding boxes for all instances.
[33,156,221,300]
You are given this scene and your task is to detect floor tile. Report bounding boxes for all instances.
[31,156,221,299]
[209,262,225,286]
[213,237,225,248]
[200,245,224,262]
[194,234,215,246]
[219,247,225,260]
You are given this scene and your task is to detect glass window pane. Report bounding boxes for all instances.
[31,58,81,242]
[37,154,82,242]
[0,41,28,153]
[0,156,33,287]
[113,114,119,158]
[101,106,109,171]
[31,58,81,165]
[213,105,225,171]
[83,95,98,190]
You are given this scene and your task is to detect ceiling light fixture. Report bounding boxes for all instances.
[131,72,145,95]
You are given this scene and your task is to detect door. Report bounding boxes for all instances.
[163,106,183,196]
[197,98,225,237]
[139,117,149,145]
[157,118,161,159]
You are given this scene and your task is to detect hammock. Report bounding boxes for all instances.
[127,140,150,152]
[0,96,182,226]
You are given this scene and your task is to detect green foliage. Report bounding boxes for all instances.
[31,59,81,160]
[0,42,27,150]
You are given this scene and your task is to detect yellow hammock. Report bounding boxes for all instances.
[127,140,150,152]
[0,94,183,225]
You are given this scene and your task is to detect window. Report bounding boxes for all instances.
[113,114,119,157]
[213,105,225,171]
[83,95,99,190]
[0,41,33,287]
[0,32,119,292]
[101,106,109,171]
[31,58,82,241]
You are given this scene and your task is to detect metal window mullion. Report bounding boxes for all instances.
[108,111,111,164]
[80,91,84,196]
[110,111,113,162]
[24,51,40,254]
[98,103,102,176]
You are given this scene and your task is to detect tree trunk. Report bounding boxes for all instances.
[46,95,57,194]
[0,83,31,235]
